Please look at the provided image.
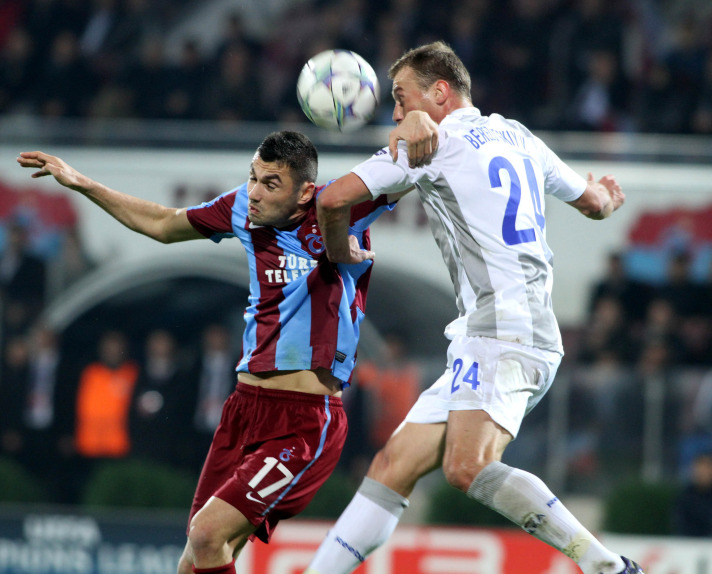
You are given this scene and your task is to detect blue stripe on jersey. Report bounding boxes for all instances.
[260,395,333,517]
[274,275,314,368]
[272,229,318,369]
[233,187,260,366]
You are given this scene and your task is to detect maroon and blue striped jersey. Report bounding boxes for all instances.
[186,182,396,388]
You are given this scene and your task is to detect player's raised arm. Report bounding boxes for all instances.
[17,151,203,244]
[567,172,625,220]
[316,173,374,264]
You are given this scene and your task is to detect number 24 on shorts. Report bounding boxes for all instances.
[451,358,480,393]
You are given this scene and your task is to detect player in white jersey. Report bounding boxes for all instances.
[304,42,644,574]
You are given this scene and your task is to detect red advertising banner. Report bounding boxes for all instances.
[236,521,581,574]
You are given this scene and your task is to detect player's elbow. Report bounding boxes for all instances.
[316,189,349,213]
[144,223,180,244]
[152,232,174,244]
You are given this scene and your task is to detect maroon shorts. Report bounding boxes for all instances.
[188,383,347,543]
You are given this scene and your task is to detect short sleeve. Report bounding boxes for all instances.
[534,136,587,202]
[186,190,238,241]
[351,146,415,200]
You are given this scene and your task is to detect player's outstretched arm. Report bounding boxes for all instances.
[17,151,202,243]
[567,172,625,220]
[389,110,439,168]
[317,173,375,264]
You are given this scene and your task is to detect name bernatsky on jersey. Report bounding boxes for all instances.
[463,124,527,151]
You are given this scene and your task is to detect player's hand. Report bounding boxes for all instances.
[17,151,88,191]
[329,235,376,263]
[389,111,439,168]
[589,172,625,212]
[345,234,374,263]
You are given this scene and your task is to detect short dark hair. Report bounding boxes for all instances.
[257,131,318,188]
[388,41,471,99]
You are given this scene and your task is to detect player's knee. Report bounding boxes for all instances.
[187,519,224,557]
[369,446,396,477]
[442,453,492,493]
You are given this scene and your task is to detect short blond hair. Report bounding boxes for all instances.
[389,41,471,98]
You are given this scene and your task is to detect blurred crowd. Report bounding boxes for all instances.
[561,249,712,506]
[578,251,712,370]
[1,0,712,133]
[0,215,241,502]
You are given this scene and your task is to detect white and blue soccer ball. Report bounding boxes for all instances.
[297,49,380,132]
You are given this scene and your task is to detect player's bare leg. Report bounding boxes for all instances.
[305,422,445,574]
[177,497,256,574]
[367,421,446,496]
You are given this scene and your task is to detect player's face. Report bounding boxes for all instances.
[247,156,310,228]
[391,66,440,125]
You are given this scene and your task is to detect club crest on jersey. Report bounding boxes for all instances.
[279,447,295,462]
[306,233,325,254]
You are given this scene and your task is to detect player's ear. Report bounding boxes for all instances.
[433,80,449,105]
[297,181,316,205]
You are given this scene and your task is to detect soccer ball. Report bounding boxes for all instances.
[297,49,380,132]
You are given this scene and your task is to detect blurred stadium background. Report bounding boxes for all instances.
[1,0,712,573]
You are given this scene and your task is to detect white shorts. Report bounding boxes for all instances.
[404,336,562,438]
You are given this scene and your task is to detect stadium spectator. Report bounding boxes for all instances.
[587,252,651,326]
[73,329,138,459]
[673,450,712,536]
[691,53,712,134]
[0,335,30,463]
[130,329,193,469]
[120,36,172,119]
[578,296,636,365]
[163,38,208,120]
[488,0,556,127]
[355,332,421,452]
[203,44,265,123]
[212,12,263,64]
[657,251,706,319]
[664,15,708,133]
[635,60,690,134]
[21,327,64,468]
[636,298,685,367]
[189,323,235,470]
[566,48,632,131]
[35,31,97,117]
[0,27,35,115]
[549,0,626,120]
[0,222,47,338]
[48,227,97,296]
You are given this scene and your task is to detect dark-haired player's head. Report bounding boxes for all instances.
[248,131,318,228]
[257,131,318,190]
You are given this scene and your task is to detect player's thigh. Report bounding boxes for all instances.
[443,409,512,481]
[369,422,446,496]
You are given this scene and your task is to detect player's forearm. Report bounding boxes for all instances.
[316,202,353,262]
[77,178,179,242]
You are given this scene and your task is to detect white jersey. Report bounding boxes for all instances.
[352,107,586,353]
